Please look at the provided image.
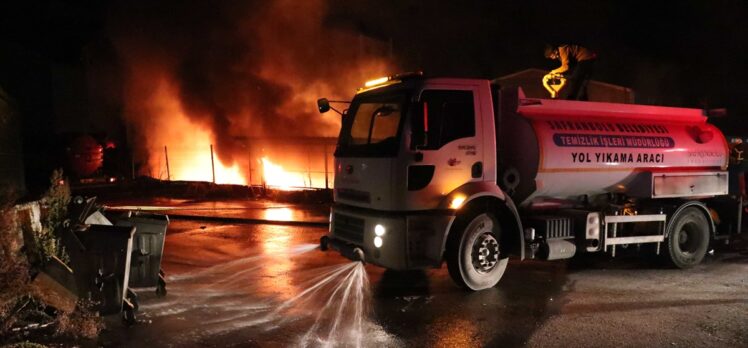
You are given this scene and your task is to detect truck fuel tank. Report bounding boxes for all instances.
[541,239,577,260]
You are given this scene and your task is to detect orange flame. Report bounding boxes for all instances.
[144,79,247,185]
[116,1,398,191]
[261,157,307,189]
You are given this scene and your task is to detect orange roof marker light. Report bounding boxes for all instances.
[364,76,389,88]
[358,71,424,92]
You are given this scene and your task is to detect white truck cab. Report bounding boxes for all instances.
[320,74,522,290]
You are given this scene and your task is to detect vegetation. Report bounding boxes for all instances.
[0,191,30,334]
[54,299,103,339]
[35,169,70,264]
[0,170,101,344]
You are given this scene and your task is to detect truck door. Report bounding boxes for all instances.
[405,86,483,209]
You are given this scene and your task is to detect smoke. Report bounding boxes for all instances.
[109,0,395,172]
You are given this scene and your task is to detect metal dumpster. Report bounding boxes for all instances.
[68,196,98,224]
[64,225,136,317]
[115,212,169,296]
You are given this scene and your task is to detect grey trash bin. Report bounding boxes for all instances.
[116,212,169,296]
[65,225,136,318]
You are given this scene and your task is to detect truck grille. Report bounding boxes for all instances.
[336,188,371,203]
[333,214,365,243]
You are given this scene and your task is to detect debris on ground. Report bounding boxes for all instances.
[1,169,170,345]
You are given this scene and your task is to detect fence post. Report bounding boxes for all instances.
[247,142,253,186]
[210,144,216,184]
[261,157,266,193]
[164,146,171,181]
[307,145,312,188]
[324,144,329,189]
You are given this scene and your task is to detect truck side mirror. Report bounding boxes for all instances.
[317,98,331,113]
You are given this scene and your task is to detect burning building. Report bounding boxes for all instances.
[108,0,396,188]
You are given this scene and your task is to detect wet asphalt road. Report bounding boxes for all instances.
[99,203,748,347]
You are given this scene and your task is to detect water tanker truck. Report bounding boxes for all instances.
[318,73,744,290]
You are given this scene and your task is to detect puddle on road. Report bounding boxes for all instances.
[137,244,393,347]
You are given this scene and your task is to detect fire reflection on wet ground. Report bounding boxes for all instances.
[101,216,748,347]
[105,199,329,223]
[129,221,395,347]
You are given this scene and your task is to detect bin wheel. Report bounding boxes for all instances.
[126,289,139,312]
[156,276,167,297]
[122,296,137,326]
[122,307,136,326]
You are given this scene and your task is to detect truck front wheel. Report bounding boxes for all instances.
[446,211,508,290]
[665,206,710,268]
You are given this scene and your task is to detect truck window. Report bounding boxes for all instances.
[349,102,401,145]
[336,91,408,158]
[414,90,476,150]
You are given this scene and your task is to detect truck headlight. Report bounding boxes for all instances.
[374,236,383,248]
[374,224,386,236]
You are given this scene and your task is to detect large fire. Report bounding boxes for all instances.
[143,80,247,185]
[132,67,388,190]
[261,157,308,189]
[144,81,319,189]
[116,0,396,190]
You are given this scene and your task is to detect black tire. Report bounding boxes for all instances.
[665,206,710,268]
[446,211,508,291]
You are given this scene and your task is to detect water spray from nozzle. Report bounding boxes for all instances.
[352,248,365,264]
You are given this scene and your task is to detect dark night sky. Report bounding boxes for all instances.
[1,0,747,142]
[327,1,748,111]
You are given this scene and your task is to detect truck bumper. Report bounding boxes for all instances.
[323,204,455,270]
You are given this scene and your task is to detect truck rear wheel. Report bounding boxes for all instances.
[665,207,710,268]
[446,211,508,290]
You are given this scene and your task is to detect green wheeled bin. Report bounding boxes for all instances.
[115,212,169,297]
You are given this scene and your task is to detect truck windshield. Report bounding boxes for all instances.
[335,91,408,157]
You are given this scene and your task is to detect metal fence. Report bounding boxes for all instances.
[145,138,337,189]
